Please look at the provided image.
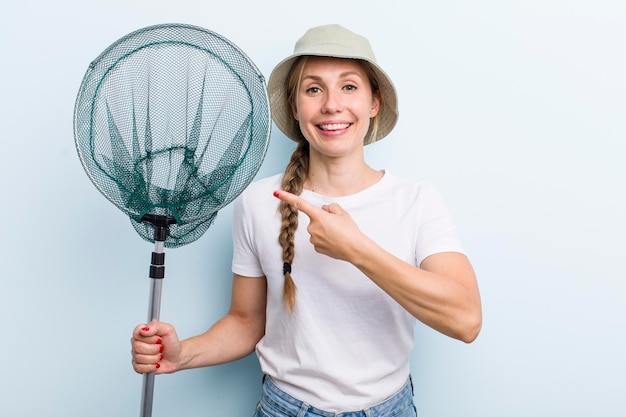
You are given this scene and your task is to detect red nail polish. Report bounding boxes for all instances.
[141,327,150,332]
[273,191,280,198]
[160,354,164,360]
[156,338,162,344]
[159,345,164,352]
[155,363,161,369]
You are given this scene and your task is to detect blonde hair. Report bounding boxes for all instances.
[278,57,383,312]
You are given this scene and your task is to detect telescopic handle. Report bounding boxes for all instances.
[140,257,163,417]
[140,218,171,417]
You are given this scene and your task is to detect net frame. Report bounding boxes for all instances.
[73,23,271,247]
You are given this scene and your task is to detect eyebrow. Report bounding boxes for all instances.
[301,71,364,82]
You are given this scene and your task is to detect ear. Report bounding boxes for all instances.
[370,94,380,118]
[290,99,299,121]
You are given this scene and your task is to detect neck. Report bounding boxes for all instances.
[304,157,382,197]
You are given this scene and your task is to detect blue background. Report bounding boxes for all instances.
[1,1,624,416]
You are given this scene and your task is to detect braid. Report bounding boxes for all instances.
[279,140,309,312]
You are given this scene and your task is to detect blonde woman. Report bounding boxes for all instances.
[131,24,482,417]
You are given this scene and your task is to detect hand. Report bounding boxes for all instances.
[274,190,366,262]
[131,320,181,374]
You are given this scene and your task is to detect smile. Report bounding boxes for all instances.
[318,123,351,131]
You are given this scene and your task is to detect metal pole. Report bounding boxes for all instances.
[139,220,168,417]
[140,256,163,417]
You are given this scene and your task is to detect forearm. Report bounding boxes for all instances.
[352,237,482,342]
[178,312,265,370]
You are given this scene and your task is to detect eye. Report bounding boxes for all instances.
[305,86,322,94]
[343,84,357,91]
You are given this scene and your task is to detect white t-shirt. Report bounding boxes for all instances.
[231,171,465,412]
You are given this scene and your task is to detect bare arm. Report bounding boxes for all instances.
[131,273,267,374]
[352,238,481,343]
[177,273,267,369]
[273,190,482,343]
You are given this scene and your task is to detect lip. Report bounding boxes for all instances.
[316,122,352,135]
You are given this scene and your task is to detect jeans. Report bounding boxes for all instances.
[253,376,418,417]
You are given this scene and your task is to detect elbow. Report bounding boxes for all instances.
[431,311,482,343]
[459,323,481,344]
[457,292,483,343]
[458,312,482,343]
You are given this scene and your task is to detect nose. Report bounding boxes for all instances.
[321,89,343,113]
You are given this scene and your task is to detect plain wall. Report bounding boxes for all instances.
[1,1,624,416]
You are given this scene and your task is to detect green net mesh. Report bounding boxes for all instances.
[74,24,270,247]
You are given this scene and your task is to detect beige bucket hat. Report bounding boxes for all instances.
[267,24,399,145]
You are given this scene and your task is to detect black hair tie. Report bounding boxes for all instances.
[283,262,292,275]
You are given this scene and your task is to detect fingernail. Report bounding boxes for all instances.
[141,327,150,332]
[159,345,164,352]
[273,191,280,198]
[160,354,164,360]
[156,338,162,344]
[155,363,161,369]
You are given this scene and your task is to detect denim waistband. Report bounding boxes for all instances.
[259,375,415,417]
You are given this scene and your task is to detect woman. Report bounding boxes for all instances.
[131,24,482,416]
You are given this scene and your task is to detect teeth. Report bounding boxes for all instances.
[319,123,350,131]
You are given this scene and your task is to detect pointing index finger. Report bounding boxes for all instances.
[273,190,321,219]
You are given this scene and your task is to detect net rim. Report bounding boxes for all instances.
[73,23,271,227]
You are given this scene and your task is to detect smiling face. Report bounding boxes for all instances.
[290,56,380,159]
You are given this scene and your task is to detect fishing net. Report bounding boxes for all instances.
[74,23,270,247]
[73,23,271,417]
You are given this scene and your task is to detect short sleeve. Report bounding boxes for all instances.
[231,192,264,277]
[415,183,466,266]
